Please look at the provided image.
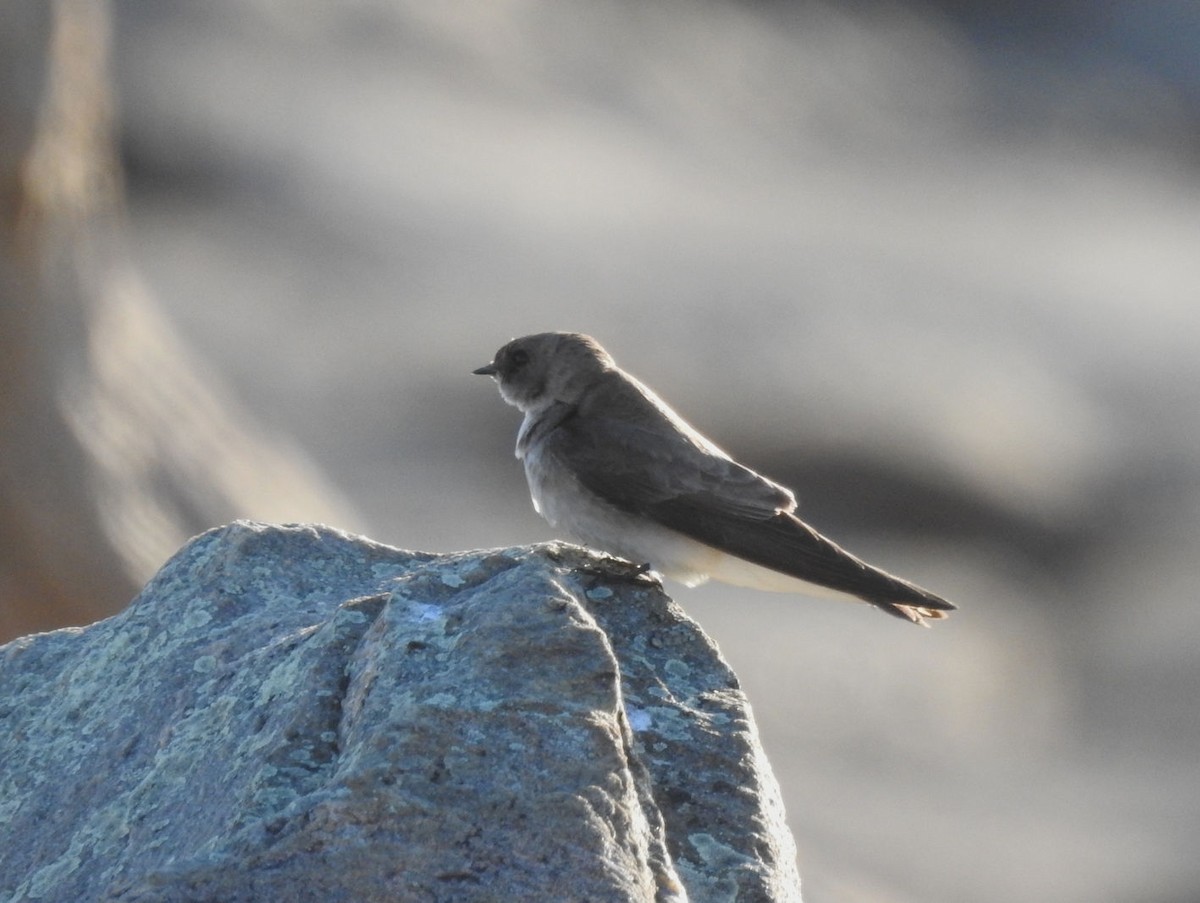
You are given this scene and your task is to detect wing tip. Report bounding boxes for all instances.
[877,598,956,627]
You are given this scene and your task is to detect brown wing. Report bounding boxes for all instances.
[546,372,955,620]
[544,371,794,521]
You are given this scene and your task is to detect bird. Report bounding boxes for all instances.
[473,332,956,625]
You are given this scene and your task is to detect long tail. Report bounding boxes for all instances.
[685,510,958,626]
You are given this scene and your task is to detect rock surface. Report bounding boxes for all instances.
[0,522,801,902]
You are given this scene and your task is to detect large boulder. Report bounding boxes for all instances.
[0,522,801,902]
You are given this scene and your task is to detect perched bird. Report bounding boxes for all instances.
[474,332,956,625]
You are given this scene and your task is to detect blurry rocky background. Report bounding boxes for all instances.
[0,0,356,640]
[3,0,1198,901]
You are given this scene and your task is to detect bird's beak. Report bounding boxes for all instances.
[473,363,498,377]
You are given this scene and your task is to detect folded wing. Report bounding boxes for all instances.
[549,373,955,623]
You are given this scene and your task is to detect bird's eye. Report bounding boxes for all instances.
[509,349,530,368]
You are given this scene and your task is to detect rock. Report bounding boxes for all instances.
[0,522,801,902]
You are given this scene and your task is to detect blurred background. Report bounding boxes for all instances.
[3,1,1198,900]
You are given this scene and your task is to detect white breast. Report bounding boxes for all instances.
[520,439,720,586]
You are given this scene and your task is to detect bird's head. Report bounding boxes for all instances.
[474,332,614,413]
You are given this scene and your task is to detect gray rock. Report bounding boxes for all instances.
[0,522,801,902]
